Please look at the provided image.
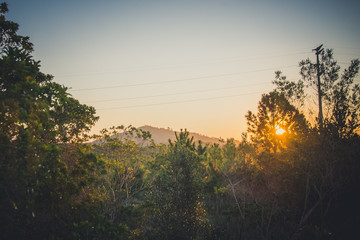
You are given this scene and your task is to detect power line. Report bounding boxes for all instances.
[56,51,310,78]
[326,46,360,51]
[335,53,360,57]
[40,48,359,84]
[87,80,273,103]
[70,65,297,92]
[97,91,264,110]
[338,61,360,65]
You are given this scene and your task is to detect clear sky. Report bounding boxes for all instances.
[6,0,360,140]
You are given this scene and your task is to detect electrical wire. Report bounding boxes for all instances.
[97,91,264,110]
[70,65,297,92]
[56,50,311,78]
[87,80,273,103]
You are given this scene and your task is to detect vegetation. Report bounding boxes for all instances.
[1,3,359,239]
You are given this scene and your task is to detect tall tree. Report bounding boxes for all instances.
[247,46,360,239]
[273,48,360,137]
[0,3,104,239]
[149,129,210,239]
[246,91,309,153]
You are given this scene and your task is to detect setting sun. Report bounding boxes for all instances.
[275,125,286,135]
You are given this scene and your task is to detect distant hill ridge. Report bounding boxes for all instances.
[93,125,239,146]
[137,125,237,145]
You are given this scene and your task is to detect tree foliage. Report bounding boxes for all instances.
[243,47,360,239]
[246,91,309,152]
[0,4,106,239]
[273,48,360,137]
[148,129,211,239]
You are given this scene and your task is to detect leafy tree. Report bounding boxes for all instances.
[199,136,269,239]
[274,48,360,137]
[0,3,32,53]
[89,126,156,236]
[0,3,109,239]
[149,129,211,239]
[246,91,309,153]
[244,47,360,239]
[272,70,305,107]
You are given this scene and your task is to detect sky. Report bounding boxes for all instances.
[6,0,360,140]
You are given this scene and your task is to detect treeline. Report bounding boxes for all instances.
[1,3,360,239]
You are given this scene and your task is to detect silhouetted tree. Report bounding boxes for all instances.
[246,91,309,153]
[0,3,114,239]
[274,48,360,137]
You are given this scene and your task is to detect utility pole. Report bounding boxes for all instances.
[313,44,324,127]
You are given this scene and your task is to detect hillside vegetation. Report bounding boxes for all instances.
[95,125,235,146]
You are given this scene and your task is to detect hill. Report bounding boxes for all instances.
[137,125,239,146]
[92,125,240,146]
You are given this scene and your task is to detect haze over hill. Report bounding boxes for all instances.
[117,125,240,146]
[141,125,237,145]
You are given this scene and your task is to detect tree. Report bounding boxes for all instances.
[247,46,360,239]
[246,91,309,153]
[149,129,210,239]
[0,3,105,239]
[89,126,156,234]
[274,48,360,137]
[0,3,32,53]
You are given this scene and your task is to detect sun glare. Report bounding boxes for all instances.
[275,125,286,135]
